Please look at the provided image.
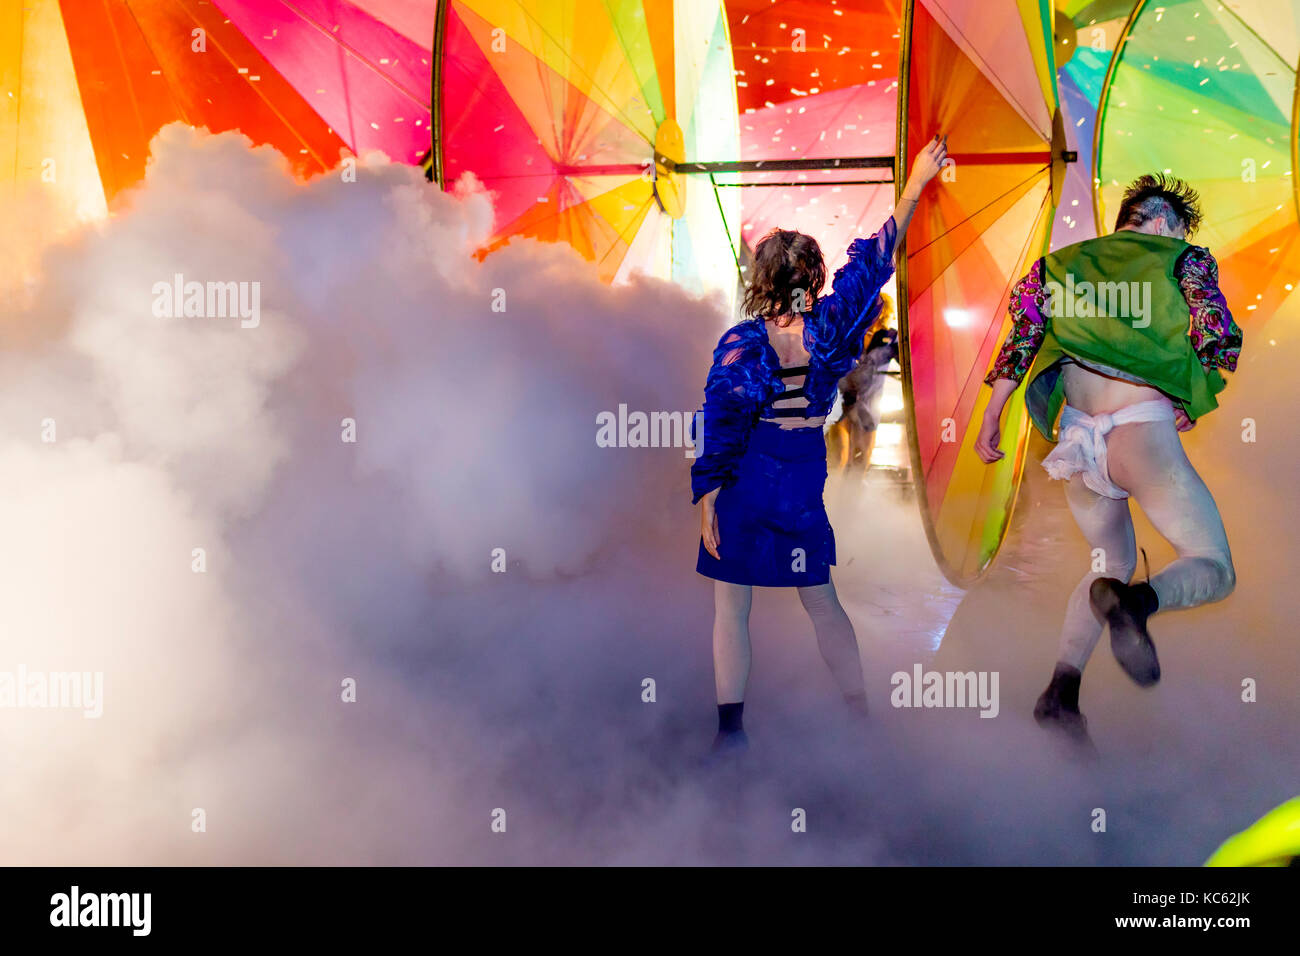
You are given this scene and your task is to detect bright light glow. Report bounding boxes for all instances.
[871,424,907,469]
[879,377,904,415]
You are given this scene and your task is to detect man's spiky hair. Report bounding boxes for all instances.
[1114,172,1204,237]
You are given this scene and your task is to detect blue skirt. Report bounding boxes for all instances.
[697,421,835,587]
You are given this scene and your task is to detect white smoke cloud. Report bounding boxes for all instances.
[0,125,1295,865]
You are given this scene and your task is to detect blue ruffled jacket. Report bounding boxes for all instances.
[690,218,898,504]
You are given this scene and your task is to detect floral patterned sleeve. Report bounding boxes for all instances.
[984,257,1050,386]
[1176,245,1242,373]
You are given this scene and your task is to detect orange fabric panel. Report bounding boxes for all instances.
[642,0,673,122]
[905,1,1047,296]
[59,0,349,202]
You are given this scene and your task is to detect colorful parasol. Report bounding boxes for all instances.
[1,0,433,252]
[9,1,1071,589]
[1094,0,1300,325]
[432,0,742,308]
[898,0,1071,585]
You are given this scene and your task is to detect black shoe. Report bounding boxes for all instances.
[1033,663,1088,737]
[844,690,869,719]
[710,728,749,754]
[1033,664,1099,759]
[1090,577,1160,687]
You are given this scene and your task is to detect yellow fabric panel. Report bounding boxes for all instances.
[581,175,657,245]
[1017,0,1058,115]
[645,0,674,122]
[456,0,657,141]
[1206,797,1300,867]
[0,0,106,235]
[931,181,1051,578]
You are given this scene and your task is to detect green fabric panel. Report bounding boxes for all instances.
[604,0,665,123]
[1023,231,1226,440]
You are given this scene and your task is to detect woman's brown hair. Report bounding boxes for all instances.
[740,229,827,319]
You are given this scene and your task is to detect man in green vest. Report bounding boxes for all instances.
[975,173,1243,744]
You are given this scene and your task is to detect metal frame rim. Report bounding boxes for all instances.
[896,0,1050,588]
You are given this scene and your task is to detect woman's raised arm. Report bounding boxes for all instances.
[892,134,947,241]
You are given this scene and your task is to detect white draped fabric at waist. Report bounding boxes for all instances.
[1042,399,1175,499]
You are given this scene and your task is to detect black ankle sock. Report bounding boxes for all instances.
[717,701,744,734]
[1050,662,1082,712]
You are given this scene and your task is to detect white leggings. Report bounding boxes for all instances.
[1056,413,1236,670]
[712,579,864,704]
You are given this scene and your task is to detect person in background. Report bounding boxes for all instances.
[829,295,899,473]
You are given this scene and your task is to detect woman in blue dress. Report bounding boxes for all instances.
[692,135,947,750]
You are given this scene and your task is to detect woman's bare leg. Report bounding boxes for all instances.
[711,581,753,748]
[797,578,867,707]
[712,580,753,705]
[830,418,851,471]
[860,427,877,469]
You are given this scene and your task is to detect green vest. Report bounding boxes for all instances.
[1024,231,1225,441]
